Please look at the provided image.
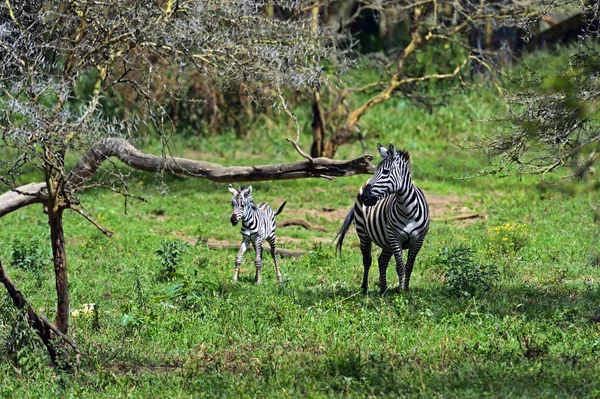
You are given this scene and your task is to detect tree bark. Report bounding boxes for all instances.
[48,206,69,334]
[310,89,327,157]
[0,183,48,217]
[66,137,373,193]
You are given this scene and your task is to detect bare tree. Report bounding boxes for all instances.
[0,0,371,365]
[308,0,546,158]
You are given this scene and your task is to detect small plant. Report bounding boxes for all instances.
[302,243,335,269]
[485,223,530,257]
[437,245,499,297]
[156,238,190,281]
[10,238,49,272]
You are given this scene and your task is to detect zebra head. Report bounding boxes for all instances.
[229,184,253,226]
[361,142,411,206]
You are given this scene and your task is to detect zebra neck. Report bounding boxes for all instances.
[393,182,416,209]
[241,204,258,226]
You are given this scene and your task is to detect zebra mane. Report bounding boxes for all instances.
[397,149,410,163]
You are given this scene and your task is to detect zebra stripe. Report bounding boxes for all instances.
[229,184,286,284]
[336,142,430,294]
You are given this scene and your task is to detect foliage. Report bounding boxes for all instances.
[156,238,190,282]
[482,6,600,177]
[0,295,48,372]
[437,245,499,297]
[301,243,336,269]
[485,222,530,257]
[10,237,49,272]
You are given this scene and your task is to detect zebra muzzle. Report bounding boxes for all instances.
[230,214,239,226]
[361,184,378,206]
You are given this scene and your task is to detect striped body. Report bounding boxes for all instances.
[229,185,286,284]
[336,143,430,293]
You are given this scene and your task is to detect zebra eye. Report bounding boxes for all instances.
[381,169,390,176]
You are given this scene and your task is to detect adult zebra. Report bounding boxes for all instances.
[228,185,287,284]
[336,143,430,294]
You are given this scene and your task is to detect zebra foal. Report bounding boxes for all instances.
[228,185,286,284]
[336,143,430,294]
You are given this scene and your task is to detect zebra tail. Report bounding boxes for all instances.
[335,207,355,255]
[274,201,287,216]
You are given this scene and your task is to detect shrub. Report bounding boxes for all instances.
[437,245,499,297]
[156,238,190,281]
[10,238,49,272]
[0,295,47,371]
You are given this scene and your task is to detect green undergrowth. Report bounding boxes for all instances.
[1,66,600,397]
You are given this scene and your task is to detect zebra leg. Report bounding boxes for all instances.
[359,239,372,293]
[377,250,393,295]
[267,237,283,284]
[393,247,406,293]
[253,239,264,285]
[234,237,250,282]
[404,238,425,291]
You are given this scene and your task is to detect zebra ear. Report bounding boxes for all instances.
[387,143,398,159]
[242,185,253,196]
[228,184,238,195]
[377,142,388,158]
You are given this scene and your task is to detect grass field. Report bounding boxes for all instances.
[1,76,600,397]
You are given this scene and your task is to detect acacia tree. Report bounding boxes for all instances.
[0,0,374,366]
[308,0,547,158]
[482,2,599,178]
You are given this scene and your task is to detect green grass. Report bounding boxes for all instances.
[2,81,600,397]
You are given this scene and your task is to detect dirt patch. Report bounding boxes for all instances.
[286,193,484,227]
[277,236,333,246]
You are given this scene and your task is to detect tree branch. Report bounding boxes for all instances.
[65,138,373,192]
[0,183,48,217]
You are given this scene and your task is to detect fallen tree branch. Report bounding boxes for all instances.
[66,138,374,192]
[0,182,48,217]
[432,213,486,222]
[0,139,373,219]
[0,260,81,373]
[279,218,328,232]
[200,239,307,258]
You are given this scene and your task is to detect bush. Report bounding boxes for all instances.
[0,295,47,371]
[437,245,499,297]
[10,238,49,272]
[156,238,190,282]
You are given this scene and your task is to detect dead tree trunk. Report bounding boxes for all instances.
[48,206,69,334]
[311,89,327,157]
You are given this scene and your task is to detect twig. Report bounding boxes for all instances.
[277,84,313,162]
[69,205,114,237]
